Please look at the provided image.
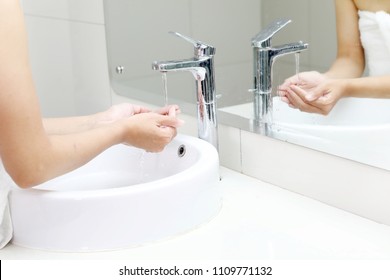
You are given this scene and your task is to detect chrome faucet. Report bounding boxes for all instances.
[252,19,308,124]
[152,32,218,150]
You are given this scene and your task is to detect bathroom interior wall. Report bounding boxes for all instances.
[22,0,111,117]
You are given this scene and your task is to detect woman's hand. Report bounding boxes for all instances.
[278,71,347,115]
[98,103,151,124]
[154,104,181,116]
[99,103,181,123]
[119,105,184,152]
[278,71,327,105]
[283,80,346,115]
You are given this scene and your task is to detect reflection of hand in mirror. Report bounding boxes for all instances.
[278,71,326,99]
[278,71,345,115]
[277,0,390,117]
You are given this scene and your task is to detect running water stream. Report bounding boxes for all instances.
[295,52,301,84]
[161,72,168,106]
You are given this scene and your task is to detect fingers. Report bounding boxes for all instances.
[276,71,333,115]
[158,114,184,128]
[289,84,312,102]
[155,104,181,116]
[289,84,321,102]
[146,128,177,153]
[133,105,151,114]
[151,116,181,153]
[285,87,324,114]
[168,105,176,117]
[280,74,301,88]
[282,84,327,113]
[154,105,184,129]
[119,107,186,153]
[277,73,305,102]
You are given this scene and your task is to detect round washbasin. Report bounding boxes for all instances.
[272,97,390,145]
[9,134,221,252]
[273,97,390,127]
[272,97,390,170]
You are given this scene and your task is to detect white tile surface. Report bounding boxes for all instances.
[1,167,390,260]
[25,15,77,117]
[22,0,104,24]
[24,15,111,117]
[309,0,337,69]
[70,23,111,115]
[215,62,254,107]
[104,0,191,80]
[191,0,261,65]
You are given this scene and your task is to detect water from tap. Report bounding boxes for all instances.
[137,150,154,183]
[295,53,301,85]
[137,150,146,183]
[161,72,168,106]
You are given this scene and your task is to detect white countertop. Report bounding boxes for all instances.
[1,167,390,260]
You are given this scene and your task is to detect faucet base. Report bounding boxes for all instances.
[254,92,272,124]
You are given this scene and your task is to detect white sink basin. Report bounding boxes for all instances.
[273,96,390,126]
[9,134,221,252]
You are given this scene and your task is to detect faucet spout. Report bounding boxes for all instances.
[272,41,308,58]
[152,59,207,81]
[152,32,218,150]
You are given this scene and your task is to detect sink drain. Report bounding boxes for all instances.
[177,144,186,157]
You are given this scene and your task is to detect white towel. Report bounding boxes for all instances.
[358,10,390,76]
[0,161,14,249]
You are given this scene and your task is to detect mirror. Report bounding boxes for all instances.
[103,0,262,114]
[104,0,390,171]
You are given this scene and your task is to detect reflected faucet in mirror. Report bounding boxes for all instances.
[251,19,308,127]
[152,32,218,150]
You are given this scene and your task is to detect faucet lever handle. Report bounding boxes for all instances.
[169,31,216,57]
[252,19,291,48]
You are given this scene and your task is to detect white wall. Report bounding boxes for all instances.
[22,0,111,117]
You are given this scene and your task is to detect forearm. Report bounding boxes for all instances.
[43,104,155,135]
[343,76,390,98]
[43,113,104,135]
[2,122,125,188]
[325,56,365,79]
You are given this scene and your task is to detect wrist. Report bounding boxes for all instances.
[341,78,356,98]
[92,110,115,128]
[106,120,127,145]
